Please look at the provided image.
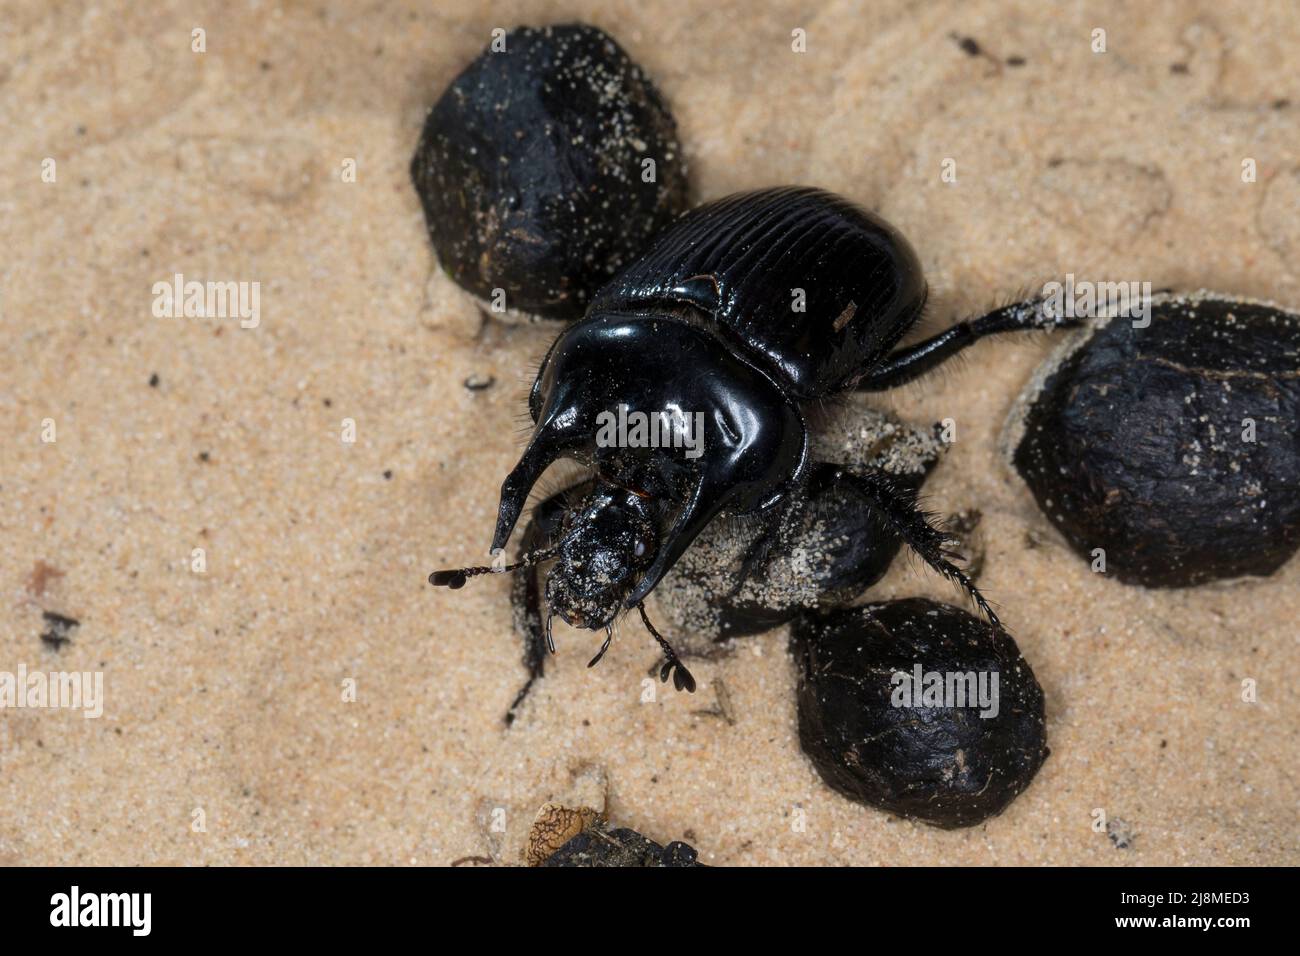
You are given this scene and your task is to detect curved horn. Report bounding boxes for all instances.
[490,425,571,553]
[624,473,731,608]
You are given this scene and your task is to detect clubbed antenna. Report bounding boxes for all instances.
[428,545,559,590]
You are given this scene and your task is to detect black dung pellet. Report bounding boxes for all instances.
[792,599,1049,829]
[1007,292,1300,587]
[410,23,689,320]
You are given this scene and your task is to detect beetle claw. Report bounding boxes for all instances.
[672,663,696,693]
[657,659,696,693]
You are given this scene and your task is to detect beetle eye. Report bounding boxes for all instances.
[633,538,647,558]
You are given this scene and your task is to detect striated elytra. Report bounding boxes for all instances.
[585,187,929,399]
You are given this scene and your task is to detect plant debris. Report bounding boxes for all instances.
[40,610,80,651]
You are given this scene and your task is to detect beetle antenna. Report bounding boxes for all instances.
[428,544,559,590]
[636,602,696,693]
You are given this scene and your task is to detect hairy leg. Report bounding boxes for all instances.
[727,495,804,597]
[811,463,999,628]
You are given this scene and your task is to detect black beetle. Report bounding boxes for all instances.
[432,187,1076,719]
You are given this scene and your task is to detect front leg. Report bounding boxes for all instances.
[727,494,804,598]
[856,295,1079,392]
[505,479,593,725]
[811,463,999,628]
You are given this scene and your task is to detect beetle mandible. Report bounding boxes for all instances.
[431,187,1075,719]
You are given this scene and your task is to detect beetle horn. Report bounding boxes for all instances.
[624,474,731,607]
[490,425,573,553]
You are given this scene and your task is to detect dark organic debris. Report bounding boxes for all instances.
[1107,818,1137,850]
[792,599,1049,829]
[542,825,702,867]
[463,373,495,391]
[40,610,81,651]
[411,23,689,320]
[1007,292,1300,587]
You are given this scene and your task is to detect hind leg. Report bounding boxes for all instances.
[856,296,1080,392]
[505,479,593,725]
[809,463,999,628]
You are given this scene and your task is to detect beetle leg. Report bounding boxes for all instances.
[728,496,802,596]
[505,480,593,726]
[814,463,1001,629]
[854,295,1083,392]
[637,602,697,693]
[587,625,614,668]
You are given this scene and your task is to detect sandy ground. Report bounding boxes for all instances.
[2,0,1298,866]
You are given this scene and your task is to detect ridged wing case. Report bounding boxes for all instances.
[588,187,927,397]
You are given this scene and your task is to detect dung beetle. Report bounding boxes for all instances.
[431,187,1077,720]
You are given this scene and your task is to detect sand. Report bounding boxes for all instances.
[1,0,1297,866]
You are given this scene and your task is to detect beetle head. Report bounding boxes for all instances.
[545,484,658,630]
[427,476,697,699]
